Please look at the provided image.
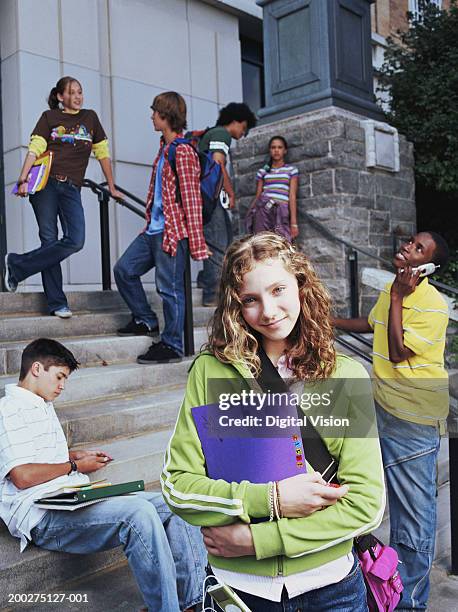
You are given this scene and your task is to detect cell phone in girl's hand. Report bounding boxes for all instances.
[207,583,252,612]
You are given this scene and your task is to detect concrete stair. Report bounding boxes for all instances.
[0,288,453,609]
[0,287,206,315]
[0,286,212,607]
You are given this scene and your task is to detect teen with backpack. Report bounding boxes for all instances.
[196,103,256,307]
[114,92,209,364]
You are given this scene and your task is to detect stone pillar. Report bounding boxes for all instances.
[257,0,383,122]
[232,107,416,315]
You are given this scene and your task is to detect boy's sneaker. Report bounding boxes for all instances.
[137,341,182,364]
[117,318,159,337]
[4,254,18,293]
[52,307,72,319]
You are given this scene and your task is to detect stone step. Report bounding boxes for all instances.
[0,361,193,404]
[0,287,205,316]
[0,307,212,344]
[59,385,184,447]
[0,312,130,343]
[0,523,125,605]
[0,327,208,376]
[0,558,143,611]
[73,429,172,486]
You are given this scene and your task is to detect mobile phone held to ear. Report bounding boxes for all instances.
[207,583,252,612]
[401,263,439,277]
[413,263,439,277]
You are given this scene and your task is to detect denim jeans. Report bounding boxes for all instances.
[207,555,367,612]
[376,403,440,610]
[31,491,206,612]
[199,203,233,303]
[114,232,187,355]
[8,179,85,312]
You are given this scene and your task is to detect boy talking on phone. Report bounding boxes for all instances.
[333,231,450,610]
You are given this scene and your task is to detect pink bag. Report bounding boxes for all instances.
[355,534,403,612]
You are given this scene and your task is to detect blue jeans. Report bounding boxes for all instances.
[199,203,233,302]
[376,403,440,610]
[207,555,367,611]
[31,491,206,612]
[114,233,187,355]
[8,179,85,312]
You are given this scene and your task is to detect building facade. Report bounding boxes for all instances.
[0,0,261,289]
[371,0,451,108]
[0,0,450,290]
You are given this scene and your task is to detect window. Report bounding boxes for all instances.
[241,37,265,113]
[408,0,442,22]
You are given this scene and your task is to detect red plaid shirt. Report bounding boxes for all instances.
[144,137,207,260]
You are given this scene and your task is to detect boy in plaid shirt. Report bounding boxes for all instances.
[114,92,208,363]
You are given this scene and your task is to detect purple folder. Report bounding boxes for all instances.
[192,400,306,484]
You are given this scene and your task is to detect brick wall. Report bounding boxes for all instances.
[372,0,452,39]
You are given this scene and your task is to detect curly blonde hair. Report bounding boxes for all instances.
[206,232,336,380]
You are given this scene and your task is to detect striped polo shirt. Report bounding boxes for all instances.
[368,278,449,430]
[0,385,88,550]
[257,164,299,204]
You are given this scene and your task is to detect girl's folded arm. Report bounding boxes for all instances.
[161,360,270,527]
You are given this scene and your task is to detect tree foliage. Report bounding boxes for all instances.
[378,0,458,193]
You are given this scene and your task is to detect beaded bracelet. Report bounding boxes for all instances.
[272,481,279,520]
[268,481,275,522]
[275,481,283,519]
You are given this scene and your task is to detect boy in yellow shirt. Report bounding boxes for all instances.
[334,231,450,610]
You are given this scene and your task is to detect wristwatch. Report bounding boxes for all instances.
[67,459,78,475]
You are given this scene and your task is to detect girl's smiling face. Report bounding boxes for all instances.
[239,259,301,351]
[58,80,83,112]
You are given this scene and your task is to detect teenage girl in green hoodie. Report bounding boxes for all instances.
[161,232,385,611]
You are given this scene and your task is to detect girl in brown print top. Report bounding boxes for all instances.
[4,76,122,317]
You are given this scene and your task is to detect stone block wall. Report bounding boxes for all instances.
[231,107,416,316]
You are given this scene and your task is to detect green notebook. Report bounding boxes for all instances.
[34,480,145,510]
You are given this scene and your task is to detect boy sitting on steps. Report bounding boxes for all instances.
[0,338,206,612]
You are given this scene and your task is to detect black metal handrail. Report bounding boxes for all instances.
[82,179,195,356]
[99,181,147,209]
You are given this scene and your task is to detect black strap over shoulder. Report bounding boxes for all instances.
[256,347,339,484]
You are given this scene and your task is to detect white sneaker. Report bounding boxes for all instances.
[4,254,18,293]
[53,307,72,319]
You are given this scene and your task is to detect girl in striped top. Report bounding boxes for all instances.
[246,136,299,241]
